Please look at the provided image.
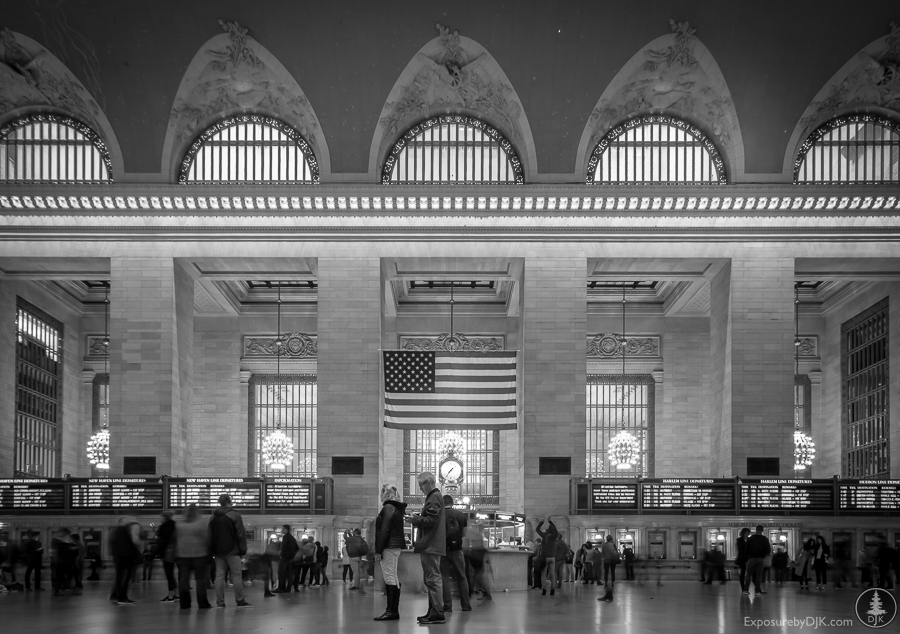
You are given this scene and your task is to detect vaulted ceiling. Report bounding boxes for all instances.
[3,0,898,179]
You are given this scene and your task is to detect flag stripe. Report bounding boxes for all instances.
[383,350,517,430]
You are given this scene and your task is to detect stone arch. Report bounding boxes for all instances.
[0,29,124,180]
[161,20,330,182]
[369,23,537,182]
[576,20,743,183]
[783,23,900,180]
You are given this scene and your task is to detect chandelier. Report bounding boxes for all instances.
[608,284,640,470]
[437,431,465,458]
[262,283,294,470]
[792,284,815,471]
[86,285,111,471]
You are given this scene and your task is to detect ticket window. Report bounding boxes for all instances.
[678,531,697,559]
[647,531,665,559]
[617,529,637,555]
[586,529,606,548]
[81,529,103,559]
[707,530,728,560]
[295,529,316,544]
[769,530,790,557]
[863,532,883,560]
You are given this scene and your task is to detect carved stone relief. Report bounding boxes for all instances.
[165,20,325,173]
[581,20,740,173]
[85,335,108,358]
[373,22,535,178]
[799,22,900,132]
[587,334,660,358]
[244,333,317,358]
[0,28,106,132]
[796,336,818,358]
[400,333,504,353]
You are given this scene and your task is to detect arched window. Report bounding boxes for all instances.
[794,115,900,184]
[0,114,112,183]
[383,116,523,184]
[587,115,726,184]
[180,115,319,184]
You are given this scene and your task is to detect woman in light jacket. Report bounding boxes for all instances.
[373,484,407,621]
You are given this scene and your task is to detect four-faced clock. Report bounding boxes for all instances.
[438,456,464,486]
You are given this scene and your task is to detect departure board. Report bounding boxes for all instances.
[0,479,66,512]
[591,482,639,510]
[839,480,900,512]
[740,479,834,512]
[167,478,262,512]
[641,479,736,511]
[264,479,312,511]
[69,478,163,512]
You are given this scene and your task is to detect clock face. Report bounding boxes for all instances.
[439,458,464,484]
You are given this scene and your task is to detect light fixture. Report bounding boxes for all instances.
[87,285,111,471]
[609,284,640,470]
[261,283,294,471]
[793,284,816,471]
[437,431,465,458]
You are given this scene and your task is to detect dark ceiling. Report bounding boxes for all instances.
[4,0,897,177]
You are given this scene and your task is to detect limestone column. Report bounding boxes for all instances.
[316,256,381,516]
[108,258,194,476]
[522,254,587,517]
[709,256,795,476]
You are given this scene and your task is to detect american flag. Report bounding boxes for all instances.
[383,350,518,430]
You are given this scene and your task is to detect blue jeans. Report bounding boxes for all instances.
[214,554,244,605]
[420,552,444,617]
[441,550,470,609]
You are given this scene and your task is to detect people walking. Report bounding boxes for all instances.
[109,516,142,604]
[175,504,212,610]
[50,528,78,595]
[736,528,750,594]
[794,539,815,590]
[209,494,251,608]
[598,535,620,602]
[582,542,595,584]
[440,494,471,612]
[535,517,559,596]
[373,483,407,621]
[156,511,177,602]
[813,535,830,591]
[408,472,446,625]
[466,524,492,601]
[275,525,298,593]
[342,543,353,585]
[772,547,789,585]
[71,534,86,589]
[745,525,771,596]
[574,543,584,582]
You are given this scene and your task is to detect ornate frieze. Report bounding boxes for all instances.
[796,336,818,358]
[244,333,317,358]
[587,333,660,358]
[400,333,504,352]
[86,335,109,358]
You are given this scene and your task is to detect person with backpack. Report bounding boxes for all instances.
[563,543,575,582]
[343,528,368,590]
[535,517,559,596]
[373,483,407,621]
[440,494,471,613]
[209,494,251,608]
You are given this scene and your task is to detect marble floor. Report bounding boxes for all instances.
[0,578,887,633]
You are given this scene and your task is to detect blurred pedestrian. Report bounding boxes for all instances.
[813,535,830,591]
[175,504,212,610]
[156,511,177,602]
[109,516,142,604]
[440,494,470,611]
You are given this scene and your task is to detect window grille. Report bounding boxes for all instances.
[0,114,112,183]
[15,299,63,477]
[181,115,319,184]
[794,115,900,184]
[586,116,725,184]
[93,373,109,430]
[383,116,523,184]
[842,298,889,478]
[586,375,655,478]
[249,374,317,476]
[795,374,811,434]
[403,429,499,504]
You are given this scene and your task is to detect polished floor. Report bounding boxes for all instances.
[0,577,885,633]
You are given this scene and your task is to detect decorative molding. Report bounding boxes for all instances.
[85,334,109,358]
[587,333,660,358]
[382,115,523,184]
[244,333,317,358]
[796,335,818,358]
[587,115,726,184]
[179,114,319,185]
[400,333,504,352]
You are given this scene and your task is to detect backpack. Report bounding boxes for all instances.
[357,538,369,557]
[446,513,463,550]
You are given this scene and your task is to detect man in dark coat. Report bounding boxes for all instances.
[440,494,471,612]
[209,494,251,608]
[409,472,446,624]
[275,525,298,592]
